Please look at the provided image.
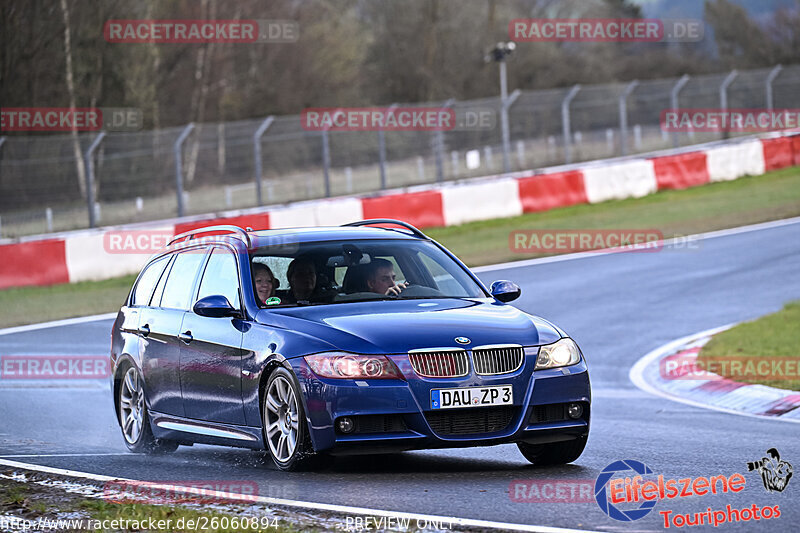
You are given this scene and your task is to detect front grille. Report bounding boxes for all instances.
[408,349,469,378]
[348,415,407,434]
[529,403,568,424]
[473,345,524,375]
[425,407,515,435]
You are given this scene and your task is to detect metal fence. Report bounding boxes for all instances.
[1,64,799,238]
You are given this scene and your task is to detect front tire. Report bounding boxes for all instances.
[263,367,329,471]
[118,365,178,454]
[517,435,587,466]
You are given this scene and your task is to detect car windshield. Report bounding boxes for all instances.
[250,238,486,307]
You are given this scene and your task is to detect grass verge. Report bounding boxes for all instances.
[697,300,800,391]
[1,166,799,328]
[0,474,305,533]
[0,275,136,329]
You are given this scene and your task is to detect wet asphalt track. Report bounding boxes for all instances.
[1,220,799,532]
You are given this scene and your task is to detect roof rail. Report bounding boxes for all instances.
[168,225,252,247]
[342,219,428,239]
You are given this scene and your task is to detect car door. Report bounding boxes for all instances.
[139,248,207,417]
[179,246,246,425]
[121,253,171,362]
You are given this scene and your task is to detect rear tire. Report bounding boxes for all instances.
[517,435,587,466]
[118,365,178,454]
[262,367,331,471]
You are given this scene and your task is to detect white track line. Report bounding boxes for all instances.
[629,324,800,424]
[0,312,116,336]
[0,458,599,533]
[472,215,800,273]
[0,453,130,458]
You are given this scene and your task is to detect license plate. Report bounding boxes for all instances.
[430,385,513,410]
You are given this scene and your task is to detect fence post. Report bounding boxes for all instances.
[483,146,493,169]
[719,70,738,139]
[217,122,226,177]
[174,123,195,218]
[502,89,521,173]
[619,80,639,156]
[321,129,331,197]
[83,131,106,228]
[0,136,5,182]
[253,116,275,206]
[378,103,397,190]
[319,109,344,198]
[434,99,455,182]
[670,74,690,148]
[766,65,782,111]
[561,85,581,164]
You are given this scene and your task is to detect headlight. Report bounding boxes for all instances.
[529,338,582,370]
[304,352,405,379]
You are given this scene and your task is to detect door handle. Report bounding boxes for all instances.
[178,330,193,344]
[139,324,150,337]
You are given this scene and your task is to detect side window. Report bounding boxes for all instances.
[159,250,207,310]
[130,256,168,306]
[197,248,241,310]
[151,255,174,308]
[257,257,292,288]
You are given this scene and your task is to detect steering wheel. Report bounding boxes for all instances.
[396,284,443,298]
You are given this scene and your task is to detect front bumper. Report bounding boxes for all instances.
[289,355,591,454]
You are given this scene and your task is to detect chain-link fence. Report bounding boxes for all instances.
[2,64,799,238]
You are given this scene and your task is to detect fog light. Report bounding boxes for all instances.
[567,403,583,419]
[337,417,355,434]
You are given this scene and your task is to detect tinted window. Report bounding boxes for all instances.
[130,256,168,306]
[159,250,206,310]
[197,248,241,310]
[151,255,174,308]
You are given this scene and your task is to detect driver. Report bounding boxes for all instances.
[365,258,408,296]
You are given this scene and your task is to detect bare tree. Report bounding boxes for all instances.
[59,0,88,198]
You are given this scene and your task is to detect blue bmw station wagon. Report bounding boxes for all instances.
[111,220,590,470]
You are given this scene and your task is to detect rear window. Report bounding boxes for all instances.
[130,256,169,306]
[159,250,207,310]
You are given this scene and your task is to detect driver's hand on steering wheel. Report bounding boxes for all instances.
[385,281,409,296]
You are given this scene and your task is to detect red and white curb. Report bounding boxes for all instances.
[629,325,800,422]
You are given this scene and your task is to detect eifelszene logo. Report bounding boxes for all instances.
[747,448,793,492]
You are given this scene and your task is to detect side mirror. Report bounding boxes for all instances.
[193,295,237,318]
[490,280,521,303]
